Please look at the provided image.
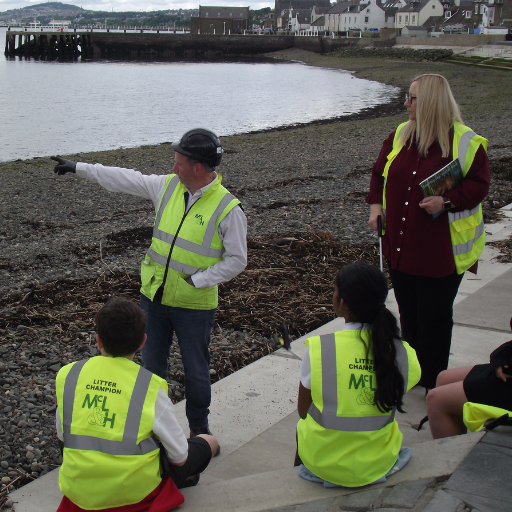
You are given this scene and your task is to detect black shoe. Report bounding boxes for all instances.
[190,427,220,457]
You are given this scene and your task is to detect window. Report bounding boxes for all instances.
[432,4,435,7]
[365,16,369,22]
[229,13,232,17]
[217,12,220,16]
[399,15,402,23]
[445,10,451,17]
[480,4,485,13]
[205,11,209,16]
[412,14,416,22]
[465,10,472,18]
[474,5,478,13]
[367,8,370,13]
[405,15,409,23]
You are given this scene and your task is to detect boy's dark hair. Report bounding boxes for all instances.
[95,298,147,357]
[335,262,405,414]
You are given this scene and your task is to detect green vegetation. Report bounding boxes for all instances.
[249,7,271,27]
[75,11,190,28]
[442,54,512,71]
[0,2,194,28]
[32,2,82,10]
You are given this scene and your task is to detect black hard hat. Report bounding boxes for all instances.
[172,128,223,169]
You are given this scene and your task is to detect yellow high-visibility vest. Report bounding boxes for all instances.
[297,330,420,487]
[56,357,168,510]
[140,174,241,309]
[381,122,487,274]
[463,402,512,432]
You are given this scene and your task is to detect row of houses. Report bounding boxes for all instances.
[272,0,512,36]
[186,0,511,36]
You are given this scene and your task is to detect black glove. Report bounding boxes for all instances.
[51,156,76,175]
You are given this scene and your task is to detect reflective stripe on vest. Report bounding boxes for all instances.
[307,333,409,432]
[146,247,198,275]
[450,206,485,256]
[62,359,159,456]
[152,176,236,261]
[457,129,476,172]
[448,125,486,271]
[380,122,408,221]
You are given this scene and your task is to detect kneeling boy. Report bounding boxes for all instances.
[55,297,218,512]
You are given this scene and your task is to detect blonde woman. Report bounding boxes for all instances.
[366,74,490,390]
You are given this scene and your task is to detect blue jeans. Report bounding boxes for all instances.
[140,291,216,430]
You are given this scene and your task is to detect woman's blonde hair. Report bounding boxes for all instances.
[399,74,463,158]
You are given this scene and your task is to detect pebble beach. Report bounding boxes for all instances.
[1,48,512,501]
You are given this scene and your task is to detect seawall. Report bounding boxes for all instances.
[4,31,295,58]
[396,34,506,46]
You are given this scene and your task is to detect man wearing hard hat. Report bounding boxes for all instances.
[52,128,247,445]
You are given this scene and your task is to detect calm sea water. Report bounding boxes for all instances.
[0,27,399,162]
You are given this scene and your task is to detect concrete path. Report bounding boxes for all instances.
[8,203,512,512]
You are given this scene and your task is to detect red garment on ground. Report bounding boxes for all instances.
[56,478,184,512]
[366,129,490,277]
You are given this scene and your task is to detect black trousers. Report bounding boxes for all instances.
[388,266,464,389]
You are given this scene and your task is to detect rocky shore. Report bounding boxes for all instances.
[1,49,512,505]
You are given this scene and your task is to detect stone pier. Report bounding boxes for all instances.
[4,30,294,59]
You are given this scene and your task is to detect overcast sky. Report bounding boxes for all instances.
[0,0,274,13]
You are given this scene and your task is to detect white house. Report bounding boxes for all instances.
[324,1,352,33]
[311,5,330,23]
[481,2,495,26]
[289,7,313,33]
[358,0,387,31]
[339,3,364,31]
[323,0,408,33]
[381,0,407,28]
[310,15,326,34]
[395,0,444,29]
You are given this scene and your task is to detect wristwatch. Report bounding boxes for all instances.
[442,197,452,211]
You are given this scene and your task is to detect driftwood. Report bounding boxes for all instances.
[217,231,382,338]
[0,231,382,341]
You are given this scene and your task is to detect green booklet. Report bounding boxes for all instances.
[419,158,463,198]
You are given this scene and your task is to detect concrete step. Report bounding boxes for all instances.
[3,425,486,512]
[201,385,438,486]
[179,433,484,512]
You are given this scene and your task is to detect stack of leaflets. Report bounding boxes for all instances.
[419,158,463,218]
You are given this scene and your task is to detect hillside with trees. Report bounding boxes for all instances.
[0,1,196,28]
